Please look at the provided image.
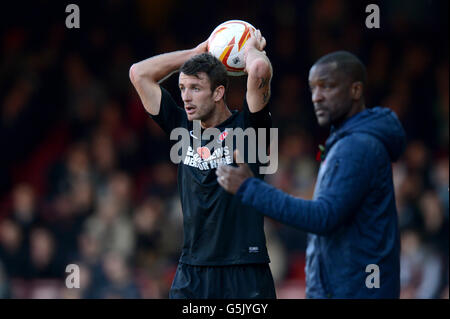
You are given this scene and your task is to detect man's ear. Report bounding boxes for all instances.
[213,85,225,102]
[351,82,363,100]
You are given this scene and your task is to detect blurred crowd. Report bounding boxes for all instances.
[0,1,448,298]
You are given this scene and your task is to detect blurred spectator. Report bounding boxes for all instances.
[47,142,92,200]
[431,157,449,217]
[400,229,444,299]
[133,198,164,267]
[11,183,41,234]
[76,232,108,298]
[64,53,107,139]
[97,252,140,299]
[90,130,118,193]
[27,227,62,279]
[1,78,35,127]
[84,195,135,259]
[107,171,133,214]
[0,219,27,278]
[49,177,94,266]
[420,192,446,243]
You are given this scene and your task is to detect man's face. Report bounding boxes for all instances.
[179,72,216,122]
[308,63,353,127]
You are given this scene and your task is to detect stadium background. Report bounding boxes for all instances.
[0,0,448,298]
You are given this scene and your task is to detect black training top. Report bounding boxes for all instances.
[150,86,272,265]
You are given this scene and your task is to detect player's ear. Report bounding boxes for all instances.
[213,85,225,102]
[351,82,363,100]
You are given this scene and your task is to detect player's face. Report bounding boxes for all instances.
[308,63,353,127]
[179,72,216,122]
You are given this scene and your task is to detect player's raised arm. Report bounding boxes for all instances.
[129,40,208,115]
[244,29,272,113]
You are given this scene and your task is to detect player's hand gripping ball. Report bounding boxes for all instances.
[207,20,256,76]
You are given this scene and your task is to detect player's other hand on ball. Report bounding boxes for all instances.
[216,150,254,194]
[245,29,266,54]
[194,39,209,54]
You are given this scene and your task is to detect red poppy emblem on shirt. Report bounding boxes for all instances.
[218,131,229,142]
[197,147,211,160]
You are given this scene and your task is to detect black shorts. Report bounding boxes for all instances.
[169,262,276,299]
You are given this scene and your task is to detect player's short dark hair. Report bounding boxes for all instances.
[314,51,367,87]
[180,53,229,93]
